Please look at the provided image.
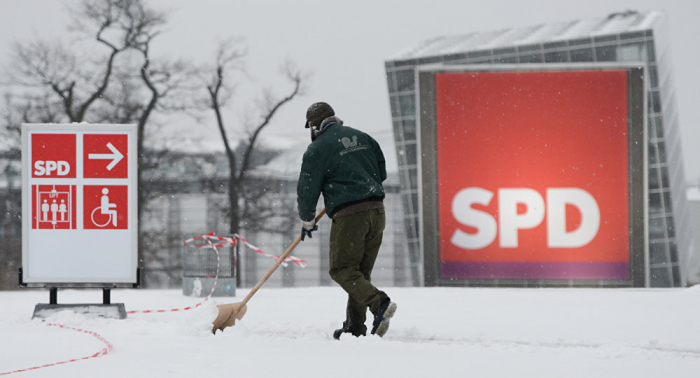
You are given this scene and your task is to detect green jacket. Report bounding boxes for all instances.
[297,123,387,221]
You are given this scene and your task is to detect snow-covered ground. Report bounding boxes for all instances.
[2,286,700,377]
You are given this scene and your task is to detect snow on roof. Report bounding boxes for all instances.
[388,10,665,61]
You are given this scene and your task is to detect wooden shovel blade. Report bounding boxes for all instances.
[212,302,248,334]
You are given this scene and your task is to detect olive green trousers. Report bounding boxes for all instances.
[329,208,388,334]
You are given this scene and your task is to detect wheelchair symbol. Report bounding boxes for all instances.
[90,188,118,227]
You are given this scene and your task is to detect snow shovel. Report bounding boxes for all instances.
[212,208,326,334]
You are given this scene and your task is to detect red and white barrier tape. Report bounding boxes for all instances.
[127,233,228,314]
[236,234,308,268]
[127,232,307,314]
[182,232,237,249]
[0,323,113,376]
[185,232,306,267]
[2,232,306,375]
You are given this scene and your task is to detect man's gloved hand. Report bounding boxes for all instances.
[300,219,318,241]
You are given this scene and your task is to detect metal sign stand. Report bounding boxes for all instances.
[20,268,140,320]
[21,124,140,319]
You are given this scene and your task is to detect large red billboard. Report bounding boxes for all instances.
[435,70,630,280]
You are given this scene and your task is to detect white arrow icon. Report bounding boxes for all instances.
[89,142,124,171]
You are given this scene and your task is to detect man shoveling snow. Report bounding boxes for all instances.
[297,102,397,339]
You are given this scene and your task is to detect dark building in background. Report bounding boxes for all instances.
[385,10,694,287]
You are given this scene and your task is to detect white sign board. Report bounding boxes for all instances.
[22,124,138,284]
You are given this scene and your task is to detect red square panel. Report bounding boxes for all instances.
[83,134,128,178]
[83,185,128,230]
[32,185,77,229]
[31,134,76,178]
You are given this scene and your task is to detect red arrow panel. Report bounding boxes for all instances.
[83,134,128,178]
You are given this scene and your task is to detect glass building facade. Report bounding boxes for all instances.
[385,10,694,287]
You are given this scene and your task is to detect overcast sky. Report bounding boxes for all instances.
[1,0,698,181]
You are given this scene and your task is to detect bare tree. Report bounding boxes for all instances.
[203,40,307,283]
[4,0,200,287]
[97,2,201,282]
[7,0,203,216]
[9,0,165,123]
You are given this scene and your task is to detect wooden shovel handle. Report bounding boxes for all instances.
[234,208,326,312]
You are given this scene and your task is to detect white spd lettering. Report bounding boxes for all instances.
[34,160,71,176]
[451,187,600,249]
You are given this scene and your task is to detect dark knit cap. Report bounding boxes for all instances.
[305,102,335,128]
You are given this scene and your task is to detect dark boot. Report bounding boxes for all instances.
[333,320,366,340]
[371,299,397,337]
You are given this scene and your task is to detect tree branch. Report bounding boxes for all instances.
[238,65,303,183]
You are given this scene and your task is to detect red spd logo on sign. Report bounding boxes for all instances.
[83,134,128,178]
[32,134,76,178]
[451,187,600,249]
[83,185,128,230]
[435,70,630,280]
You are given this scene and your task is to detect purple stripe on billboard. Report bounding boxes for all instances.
[441,261,629,280]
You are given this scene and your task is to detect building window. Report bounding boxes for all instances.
[649,64,659,89]
[543,41,567,50]
[648,192,662,214]
[444,53,467,64]
[618,42,644,61]
[666,215,676,238]
[396,144,407,166]
[649,167,660,190]
[544,51,568,62]
[496,56,518,64]
[660,167,670,188]
[650,267,672,287]
[519,53,543,63]
[648,117,657,139]
[392,120,403,141]
[399,142,417,166]
[646,41,657,61]
[649,216,667,239]
[568,37,592,46]
[669,240,679,264]
[390,96,401,117]
[385,72,395,93]
[399,94,416,117]
[595,45,617,61]
[468,50,491,59]
[650,90,662,113]
[395,69,416,92]
[649,241,669,264]
[654,116,664,138]
[648,141,658,164]
[657,141,667,163]
[594,35,618,43]
[402,118,416,142]
[493,47,517,55]
[408,167,418,188]
[620,31,646,40]
[570,48,593,62]
[663,191,673,213]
